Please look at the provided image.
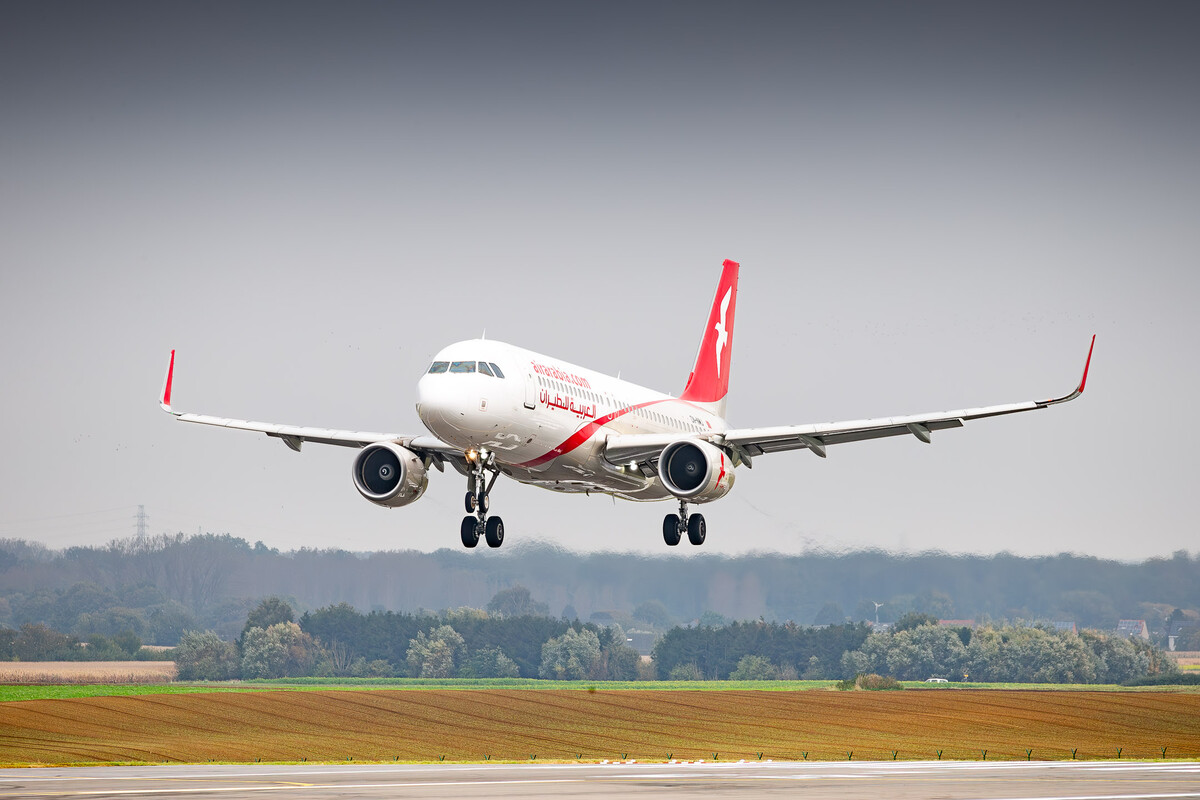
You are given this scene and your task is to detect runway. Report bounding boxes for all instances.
[1,760,1199,799]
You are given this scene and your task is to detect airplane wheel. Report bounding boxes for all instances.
[480,493,490,513]
[663,514,682,546]
[485,516,505,548]
[464,492,477,513]
[461,516,480,548]
[687,513,706,545]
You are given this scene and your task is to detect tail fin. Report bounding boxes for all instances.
[681,259,739,417]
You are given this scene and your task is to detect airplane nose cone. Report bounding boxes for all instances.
[417,374,485,440]
[416,374,447,430]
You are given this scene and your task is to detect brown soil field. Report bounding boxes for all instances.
[1,689,1198,765]
[0,662,176,684]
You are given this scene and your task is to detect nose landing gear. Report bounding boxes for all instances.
[460,449,505,548]
[663,499,705,546]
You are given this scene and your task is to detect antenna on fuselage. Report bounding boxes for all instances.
[481,329,486,340]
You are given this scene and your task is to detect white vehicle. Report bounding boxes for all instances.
[159,260,1093,549]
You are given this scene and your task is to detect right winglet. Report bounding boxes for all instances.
[159,350,177,414]
[1043,335,1095,406]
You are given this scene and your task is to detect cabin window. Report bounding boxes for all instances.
[449,361,476,373]
[477,361,494,377]
[428,361,449,374]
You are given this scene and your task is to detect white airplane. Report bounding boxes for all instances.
[159,259,1094,549]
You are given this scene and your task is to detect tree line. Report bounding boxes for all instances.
[169,598,1177,685]
[2,534,1197,649]
[174,595,645,681]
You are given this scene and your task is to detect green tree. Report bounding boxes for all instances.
[539,628,601,680]
[460,646,520,678]
[1081,630,1146,683]
[113,630,142,658]
[15,623,77,660]
[405,625,464,678]
[486,586,549,618]
[592,625,640,680]
[668,662,704,680]
[730,654,780,680]
[241,621,319,678]
[893,612,939,632]
[0,626,15,659]
[242,597,295,640]
[174,630,240,680]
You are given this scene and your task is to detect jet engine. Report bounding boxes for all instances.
[657,440,736,503]
[352,443,429,508]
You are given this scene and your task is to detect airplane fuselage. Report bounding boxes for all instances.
[416,339,727,501]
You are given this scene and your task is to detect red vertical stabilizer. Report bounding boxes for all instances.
[681,259,739,413]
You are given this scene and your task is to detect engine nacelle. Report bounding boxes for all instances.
[657,439,736,503]
[352,443,429,508]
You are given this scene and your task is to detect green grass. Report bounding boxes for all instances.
[0,684,273,702]
[5,678,1197,703]
[242,677,842,691]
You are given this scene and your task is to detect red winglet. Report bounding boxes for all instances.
[1044,335,1095,406]
[1076,334,1095,394]
[160,350,176,411]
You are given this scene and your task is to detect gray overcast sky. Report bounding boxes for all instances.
[1,1,1196,560]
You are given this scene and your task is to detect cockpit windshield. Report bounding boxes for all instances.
[427,359,505,378]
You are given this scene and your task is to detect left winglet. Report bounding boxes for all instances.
[159,350,177,413]
[1043,335,1095,407]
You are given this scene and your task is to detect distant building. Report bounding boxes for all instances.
[1167,622,1199,652]
[1116,619,1150,641]
[869,621,893,634]
[1051,621,1078,635]
[938,619,976,629]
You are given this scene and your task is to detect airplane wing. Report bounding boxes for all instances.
[158,351,464,468]
[605,336,1094,468]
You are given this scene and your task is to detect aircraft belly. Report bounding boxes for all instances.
[505,441,670,501]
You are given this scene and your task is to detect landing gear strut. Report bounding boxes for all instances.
[663,499,705,546]
[460,449,504,548]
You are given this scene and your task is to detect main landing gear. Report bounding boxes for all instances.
[461,449,504,548]
[663,499,706,546]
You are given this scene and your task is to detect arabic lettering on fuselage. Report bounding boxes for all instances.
[531,361,593,389]
[539,388,596,419]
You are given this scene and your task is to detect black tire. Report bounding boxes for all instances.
[460,516,480,548]
[687,513,706,545]
[663,514,682,546]
[465,492,477,513]
[485,516,505,548]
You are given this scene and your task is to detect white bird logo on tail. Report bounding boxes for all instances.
[714,287,732,378]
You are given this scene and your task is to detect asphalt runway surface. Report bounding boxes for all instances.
[1,760,1199,799]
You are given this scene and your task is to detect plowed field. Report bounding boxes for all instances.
[1,689,1197,765]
